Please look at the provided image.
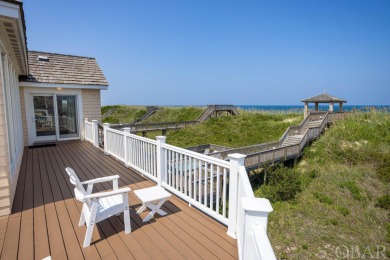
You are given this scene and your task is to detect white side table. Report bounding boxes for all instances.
[134,186,172,222]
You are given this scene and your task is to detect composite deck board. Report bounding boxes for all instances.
[49,145,114,259]
[42,147,94,260]
[0,141,238,259]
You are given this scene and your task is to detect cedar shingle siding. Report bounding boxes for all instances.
[20,51,109,86]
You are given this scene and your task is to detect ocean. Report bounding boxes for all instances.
[236,105,390,112]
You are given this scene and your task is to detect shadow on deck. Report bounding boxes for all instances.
[0,141,237,259]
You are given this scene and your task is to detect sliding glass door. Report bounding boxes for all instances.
[33,95,56,142]
[31,94,79,143]
[57,95,78,139]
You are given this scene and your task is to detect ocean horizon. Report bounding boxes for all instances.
[236,105,390,112]
[159,104,389,112]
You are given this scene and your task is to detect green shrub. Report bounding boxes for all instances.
[339,181,363,200]
[308,170,318,179]
[314,192,334,205]
[376,195,390,210]
[338,206,350,216]
[255,165,301,202]
[103,116,119,124]
[386,223,390,243]
[377,165,390,183]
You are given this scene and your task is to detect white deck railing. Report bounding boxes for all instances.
[85,120,276,259]
[84,119,99,147]
[161,142,230,224]
[84,119,93,143]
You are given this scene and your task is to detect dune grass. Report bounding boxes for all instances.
[147,111,303,147]
[102,105,147,124]
[143,106,204,123]
[255,110,390,258]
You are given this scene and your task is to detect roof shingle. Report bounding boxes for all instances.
[301,93,347,103]
[20,51,109,86]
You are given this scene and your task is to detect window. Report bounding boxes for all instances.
[0,50,24,182]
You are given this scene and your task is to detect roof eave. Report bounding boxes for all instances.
[0,0,28,75]
[19,81,109,90]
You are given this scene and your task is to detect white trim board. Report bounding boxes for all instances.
[19,81,108,90]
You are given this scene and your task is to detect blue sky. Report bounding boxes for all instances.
[24,1,390,105]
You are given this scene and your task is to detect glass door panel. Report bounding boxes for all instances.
[33,95,56,140]
[57,95,78,138]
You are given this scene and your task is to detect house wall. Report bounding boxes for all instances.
[82,89,102,122]
[0,49,24,216]
[19,87,102,145]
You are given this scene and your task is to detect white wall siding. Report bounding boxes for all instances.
[0,45,24,215]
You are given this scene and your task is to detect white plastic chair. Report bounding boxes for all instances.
[65,167,131,248]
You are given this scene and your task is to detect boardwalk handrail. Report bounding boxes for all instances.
[84,120,276,259]
[111,120,198,132]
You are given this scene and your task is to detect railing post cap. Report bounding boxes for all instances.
[156,136,167,142]
[92,119,98,122]
[228,153,247,160]
[242,197,273,213]
[123,127,131,131]
[103,123,110,126]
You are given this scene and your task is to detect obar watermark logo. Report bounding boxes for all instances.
[335,245,387,259]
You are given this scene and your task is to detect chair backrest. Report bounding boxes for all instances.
[65,167,88,203]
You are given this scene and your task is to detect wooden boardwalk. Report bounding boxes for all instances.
[0,141,237,259]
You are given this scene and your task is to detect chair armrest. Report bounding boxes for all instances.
[84,187,131,200]
[81,175,120,185]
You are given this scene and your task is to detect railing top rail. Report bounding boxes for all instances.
[238,166,255,198]
[208,140,280,156]
[106,127,158,145]
[162,142,230,168]
[245,143,299,158]
[134,120,198,126]
[106,127,125,135]
[125,131,158,145]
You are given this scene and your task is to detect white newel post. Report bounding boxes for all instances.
[83,118,88,141]
[103,123,110,155]
[92,120,99,147]
[123,128,131,167]
[241,197,274,260]
[156,136,167,186]
[227,153,246,238]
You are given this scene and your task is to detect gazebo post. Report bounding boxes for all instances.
[315,102,319,111]
[339,102,343,112]
[304,102,309,118]
[329,102,334,112]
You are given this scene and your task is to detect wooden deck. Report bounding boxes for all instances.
[0,141,238,259]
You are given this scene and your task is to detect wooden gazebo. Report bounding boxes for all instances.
[302,93,347,118]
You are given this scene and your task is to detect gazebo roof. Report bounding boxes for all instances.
[301,93,347,103]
